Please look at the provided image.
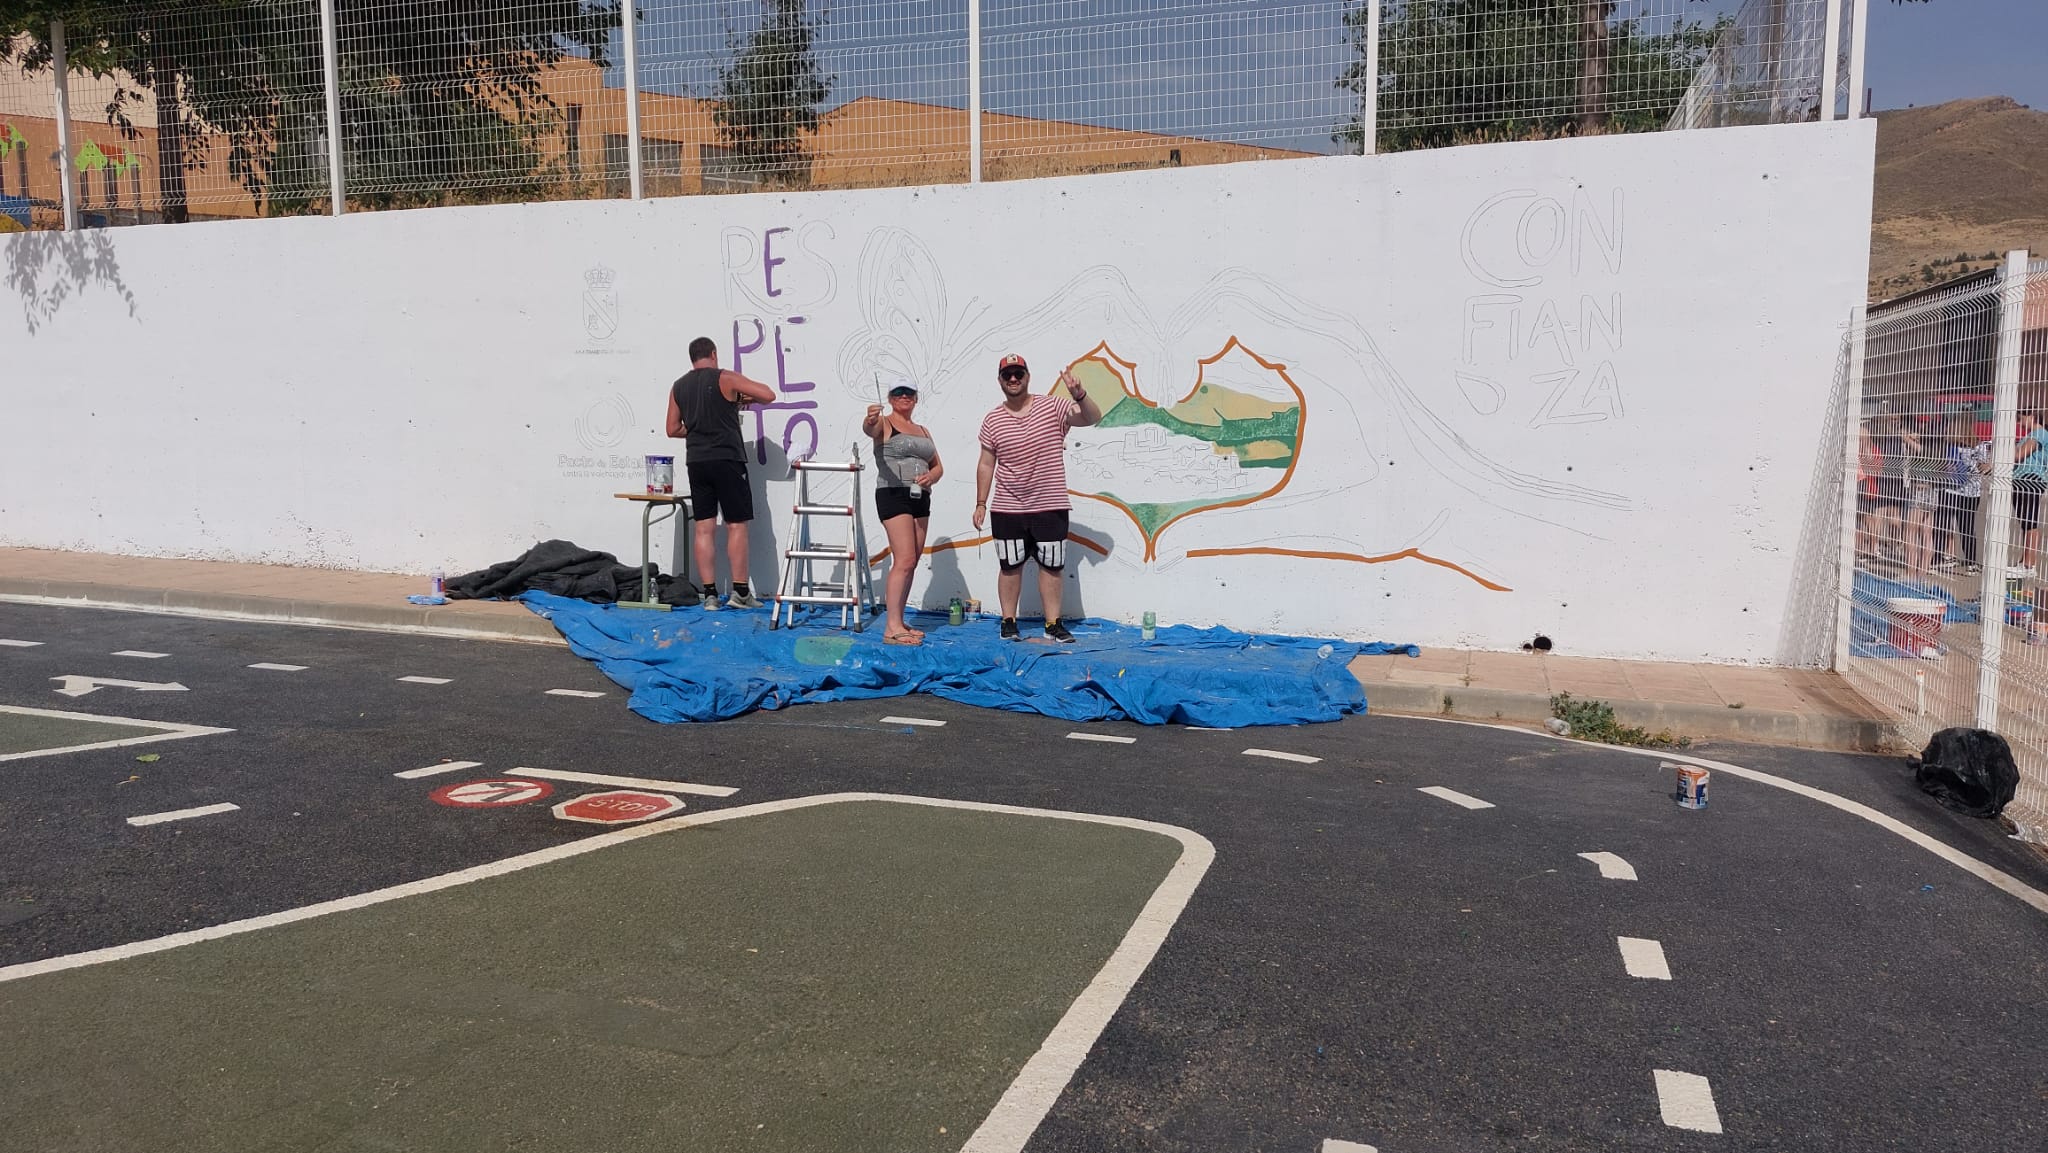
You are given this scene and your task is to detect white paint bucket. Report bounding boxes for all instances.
[645,455,674,494]
[1884,597,1946,658]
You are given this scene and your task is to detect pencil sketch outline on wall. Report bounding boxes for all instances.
[833,223,1632,592]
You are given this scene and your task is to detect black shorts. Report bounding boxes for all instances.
[2017,480,2046,534]
[1875,477,1907,507]
[991,509,1069,572]
[687,459,753,524]
[875,487,932,521]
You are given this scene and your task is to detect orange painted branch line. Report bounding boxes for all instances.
[870,531,1109,566]
[1186,546,1513,592]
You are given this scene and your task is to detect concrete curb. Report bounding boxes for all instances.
[1365,681,1896,752]
[0,579,566,646]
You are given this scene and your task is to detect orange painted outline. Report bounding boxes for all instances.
[1063,338,1307,562]
[1187,546,1513,593]
[870,531,1109,565]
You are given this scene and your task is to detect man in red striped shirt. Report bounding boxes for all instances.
[971,352,1105,642]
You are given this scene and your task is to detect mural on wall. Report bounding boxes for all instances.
[831,226,1631,594]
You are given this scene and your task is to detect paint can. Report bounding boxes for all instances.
[1674,764,1709,810]
[645,454,674,495]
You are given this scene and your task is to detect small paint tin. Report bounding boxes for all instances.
[1674,764,1709,810]
[645,454,675,494]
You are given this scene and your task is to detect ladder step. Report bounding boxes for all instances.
[793,504,856,516]
[778,593,859,605]
[791,461,864,473]
[787,548,855,560]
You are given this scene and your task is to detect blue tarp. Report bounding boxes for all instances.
[1848,569,1980,658]
[521,591,1418,727]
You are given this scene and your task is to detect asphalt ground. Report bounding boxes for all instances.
[2,600,2045,1153]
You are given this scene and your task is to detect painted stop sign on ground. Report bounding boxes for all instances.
[552,789,686,825]
[430,778,554,808]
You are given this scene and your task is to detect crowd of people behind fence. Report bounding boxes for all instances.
[1857,405,2048,580]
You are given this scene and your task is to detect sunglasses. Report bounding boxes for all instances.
[999,368,1028,381]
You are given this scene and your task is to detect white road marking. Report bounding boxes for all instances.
[1185,726,1228,731]
[127,802,239,827]
[1242,748,1320,764]
[393,760,484,780]
[1577,851,1639,881]
[1067,732,1137,744]
[1422,715,2048,917]
[111,650,170,659]
[510,767,737,798]
[882,716,946,727]
[1418,785,1495,810]
[544,689,607,698]
[246,662,308,672]
[51,675,187,698]
[397,676,451,685]
[1321,1142,1378,1153]
[1617,936,1673,980]
[0,705,234,763]
[1653,1069,1723,1133]
[4,790,1215,1153]
[0,638,44,647]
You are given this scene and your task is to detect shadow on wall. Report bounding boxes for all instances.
[1775,325,1856,666]
[2,227,138,335]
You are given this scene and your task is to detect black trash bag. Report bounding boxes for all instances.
[1908,727,2020,819]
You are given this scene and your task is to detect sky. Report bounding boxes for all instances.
[1865,0,2046,112]
[612,1,2045,153]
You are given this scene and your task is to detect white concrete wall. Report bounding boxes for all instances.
[0,120,1875,662]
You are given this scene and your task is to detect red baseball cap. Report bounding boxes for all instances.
[997,353,1028,373]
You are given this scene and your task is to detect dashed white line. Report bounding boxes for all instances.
[127,802,239,827]
[1653,1069,1723,1133]
[1617,936,1673,980]
[511,767,738,798]
[247,662,308,672]
[882,716,946,727]
[1321,1142,1378,1153]
[394,760,484,780]
[111,650,169,659]
[0,639,43,648]
[1577,851,1639,881]
[1417,785,1495,810]
[1242,748,1320,764]
[397,676,451,685]
[545,689,607,698]
[1067,732,1137,744]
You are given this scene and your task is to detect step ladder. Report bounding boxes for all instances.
[772,456,879,631]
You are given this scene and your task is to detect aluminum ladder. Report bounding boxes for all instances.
[771,456,878,630]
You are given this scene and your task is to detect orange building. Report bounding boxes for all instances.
[1,54,1311,230]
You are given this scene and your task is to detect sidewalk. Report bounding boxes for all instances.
[0,547,1894,749]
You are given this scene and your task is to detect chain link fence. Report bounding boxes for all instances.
[1841,256,2048,843]
[0,0,1860,228]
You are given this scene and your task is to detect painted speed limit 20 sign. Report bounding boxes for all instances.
[429,779,555,808]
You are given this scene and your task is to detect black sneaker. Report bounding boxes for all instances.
[1044,620,1076,643]
[1000,618,1020,641]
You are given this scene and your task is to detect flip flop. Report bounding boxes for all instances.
[884,631,924,646]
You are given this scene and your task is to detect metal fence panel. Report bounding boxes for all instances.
[1842,258,2048,843]
[0,0,1859,229]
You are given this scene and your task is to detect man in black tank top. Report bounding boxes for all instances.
[666,336,779,610]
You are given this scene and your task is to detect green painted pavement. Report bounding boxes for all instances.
[0,711,165,757]
[1,798,1190,1153]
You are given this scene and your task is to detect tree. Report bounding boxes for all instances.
[1336,0,1728,153]
[0,1,618,220]
[713,0,832,189]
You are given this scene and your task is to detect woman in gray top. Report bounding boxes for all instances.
[862,381,944,645]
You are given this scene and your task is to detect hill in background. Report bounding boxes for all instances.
[1871,96,2048,301]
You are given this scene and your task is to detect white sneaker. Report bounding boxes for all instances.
[726,591,765,610]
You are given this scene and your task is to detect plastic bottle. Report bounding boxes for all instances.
[431,568,445,599]
[1141,611,1156,641]
[948,597,964,626]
